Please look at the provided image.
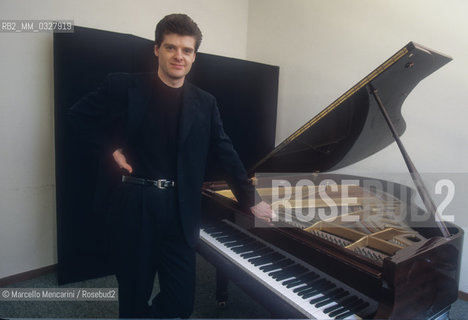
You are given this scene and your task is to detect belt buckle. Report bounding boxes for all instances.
[156,179,167,189]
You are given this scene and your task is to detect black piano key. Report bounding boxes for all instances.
[301,281,336,299]
[283,272,318,288]
[287,264,308,275]
[296,278,328,296]
[308,293,329,305]
[294,277,325,294]
[226,237,258,250]
[286,281,307,291]
[309,288,342,305]
[254,252,286,266]
[212,235,228,241]
[237,241,267,252]
[240,243,269,252]
[231,240,261,254]
[264,252,286,263]
[202,223,223,229]
[225,240,247,248]
[213,230,242,240]
[292,282,318,295]
[240,247,272,259]
[233,241,265,253]
[282,278,301,287]
[334,301,369,319]
[270,264,307,281]
[210,231,227,239]
[201,225,219,232]
[220,241,243,247]
[275,270,306,282]
[323,303,344,315]
[286,265,308,278]
[272,263,305,275]
[309,293,333,306]
[301,289,323,300]
[319,281,336,292]
[304,284,340,306]
[256,263,274,271]
[310,288,346,306]
[330,292,354,306]
[259,257,292,270]
[327,297,360,317]
[297,286,320,298]
[218,234,250,244]
[322,295,355,314]
[225,240,254,249]
[206,230,224,236]
[247,248,278,264]
[260,259,294,272]
[217,236,235,243]
[292,282,311,294]
[221,231,247,239]
[205,224,231,233]
[272,272,294,281]
[249,252,283,265]
[283,278,306,289]
[314,289,347,308]
[211,225,239,234]
[332,300,366,319]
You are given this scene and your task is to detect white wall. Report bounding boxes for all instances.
[1,0,467,296]
[247,0,468,292]
[0,0,249,280]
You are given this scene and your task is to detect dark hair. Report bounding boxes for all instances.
[155,14,203,52]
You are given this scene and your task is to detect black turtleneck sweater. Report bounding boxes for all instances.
[130,75,183,180]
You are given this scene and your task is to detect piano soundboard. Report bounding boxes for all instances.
[215,184,426,265]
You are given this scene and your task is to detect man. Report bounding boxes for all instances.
[69,14,273,318]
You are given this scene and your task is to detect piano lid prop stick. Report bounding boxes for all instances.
[370,85,451,238]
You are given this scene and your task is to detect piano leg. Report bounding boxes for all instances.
[216,268,229,307]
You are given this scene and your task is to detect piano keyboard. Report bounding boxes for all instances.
[200,220,377,319]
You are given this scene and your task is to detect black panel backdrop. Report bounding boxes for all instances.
[54,26,279,284]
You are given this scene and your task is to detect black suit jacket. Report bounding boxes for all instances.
[69,72,256,247]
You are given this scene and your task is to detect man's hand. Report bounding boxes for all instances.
[250,201,275,223]
[112,148,133,174]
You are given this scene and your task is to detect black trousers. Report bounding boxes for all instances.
[109,182,196,318]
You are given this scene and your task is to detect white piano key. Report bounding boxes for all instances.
[200,220,374,319]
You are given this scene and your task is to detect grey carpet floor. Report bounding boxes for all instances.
[0,254,466,319]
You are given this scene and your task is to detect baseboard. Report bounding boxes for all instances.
[0,264,57,287]
[459,291,468,301]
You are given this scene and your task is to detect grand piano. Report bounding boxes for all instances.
[198,42,464,319]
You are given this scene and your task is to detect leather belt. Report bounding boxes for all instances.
[122,175,175,189]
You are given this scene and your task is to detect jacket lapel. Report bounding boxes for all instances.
[127,73,153,138]
[178,83,199,152]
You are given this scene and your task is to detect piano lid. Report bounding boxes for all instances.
[249,42,452,175]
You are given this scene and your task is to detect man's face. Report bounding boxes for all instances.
[154,33,196,87]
